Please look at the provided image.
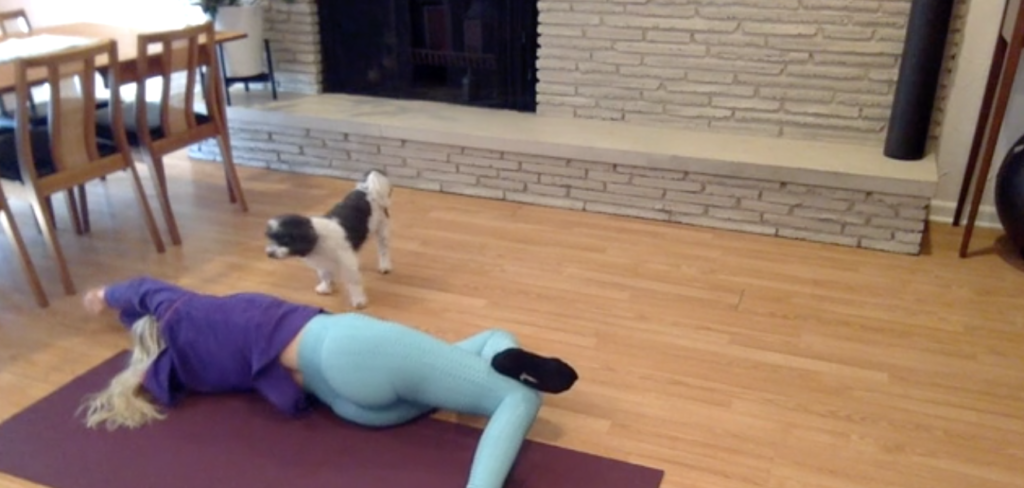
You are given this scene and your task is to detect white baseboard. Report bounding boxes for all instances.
[928,199,1003,229]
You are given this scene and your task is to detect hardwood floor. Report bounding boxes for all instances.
[1,152,1023,488]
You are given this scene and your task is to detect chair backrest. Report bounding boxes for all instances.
[134,21,223,148]
[0,9,33,114]
[12,39,130,190]
[0,9,31,37]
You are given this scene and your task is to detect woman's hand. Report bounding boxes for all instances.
[83,287,108,315]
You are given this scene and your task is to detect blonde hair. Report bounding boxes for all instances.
[78,315,167,430]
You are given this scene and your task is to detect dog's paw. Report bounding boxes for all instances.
[315,282,334,295]
[378,262,392,275]
[347,286,368,309]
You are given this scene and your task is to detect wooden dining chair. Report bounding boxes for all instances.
[0,8,31,35]
[0,38,165,296]
[0,180,48,307]
[95,21,248,246]
[0,8,46,129]
[0,9,89,233]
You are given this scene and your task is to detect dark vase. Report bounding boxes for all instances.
[995,133,1024,255]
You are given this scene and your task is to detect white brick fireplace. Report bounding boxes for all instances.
[192,0,968,255]
[264,0,964,144]
[533,0,942,143]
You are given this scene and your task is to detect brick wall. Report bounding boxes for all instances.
[190,122,930,255]
[263,0,321,94]
[930,0,970,140]
[535,0,969,144]
[261,0,967,145]
[258,0,966,142]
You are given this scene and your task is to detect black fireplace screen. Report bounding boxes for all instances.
[316,0,538,112]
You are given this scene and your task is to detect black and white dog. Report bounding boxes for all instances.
[264,170,393,309]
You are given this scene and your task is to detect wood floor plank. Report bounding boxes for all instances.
[1,152,1023,488]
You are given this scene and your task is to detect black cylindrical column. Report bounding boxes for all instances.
[883,0,956,161]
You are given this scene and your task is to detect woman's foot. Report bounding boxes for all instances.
[491,348,578,394]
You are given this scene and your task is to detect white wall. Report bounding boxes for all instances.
[992,54,1024,185]
[0,0,202,29]
[933,0,1020,228]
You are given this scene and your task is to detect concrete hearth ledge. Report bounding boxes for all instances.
[224,94,938,198]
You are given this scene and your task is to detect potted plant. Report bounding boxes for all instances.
[192,0,291,79]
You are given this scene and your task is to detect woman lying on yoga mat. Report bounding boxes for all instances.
[79,276,578,488]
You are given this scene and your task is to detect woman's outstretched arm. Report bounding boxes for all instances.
[84,276,193,327]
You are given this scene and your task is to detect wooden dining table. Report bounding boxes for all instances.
[0,21,247,93]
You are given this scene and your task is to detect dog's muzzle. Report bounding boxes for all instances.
[265,245,289,259]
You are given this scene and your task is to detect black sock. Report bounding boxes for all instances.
[491,348,578,394]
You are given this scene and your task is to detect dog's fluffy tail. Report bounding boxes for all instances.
[359,169,392,209]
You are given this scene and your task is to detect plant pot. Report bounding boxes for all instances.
[214,5,264,79]
[995,132,1024,254]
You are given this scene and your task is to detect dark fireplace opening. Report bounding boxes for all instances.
[316,0,538,112]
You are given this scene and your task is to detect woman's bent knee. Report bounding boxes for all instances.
[508,389,542,416]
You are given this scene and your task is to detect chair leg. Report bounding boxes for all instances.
[65,188,84,235]
[125,165,166,254]
[211,45,246,211]
[265,39,278,101]
[216,134,248,212]
[32,194,75,295]
[43,195,56,229]
[0,208,49,308]
[217,44,233,107]
[144,153,182,246]
[77,185,90,234]
[32,196,63,234]
[224,170,236,204]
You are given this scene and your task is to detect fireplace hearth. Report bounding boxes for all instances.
[316,0,538,112]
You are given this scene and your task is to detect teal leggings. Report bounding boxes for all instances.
[297,313,542,488]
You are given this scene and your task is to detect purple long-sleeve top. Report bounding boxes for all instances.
[102,276,325,416]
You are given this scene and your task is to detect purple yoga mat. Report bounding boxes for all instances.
[0,352,663,488]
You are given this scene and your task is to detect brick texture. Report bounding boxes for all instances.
[533,0,969,144]
[189,123,930,255]
[263,0,321,94]
[930,0,970,139]
[261,0,966,144]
